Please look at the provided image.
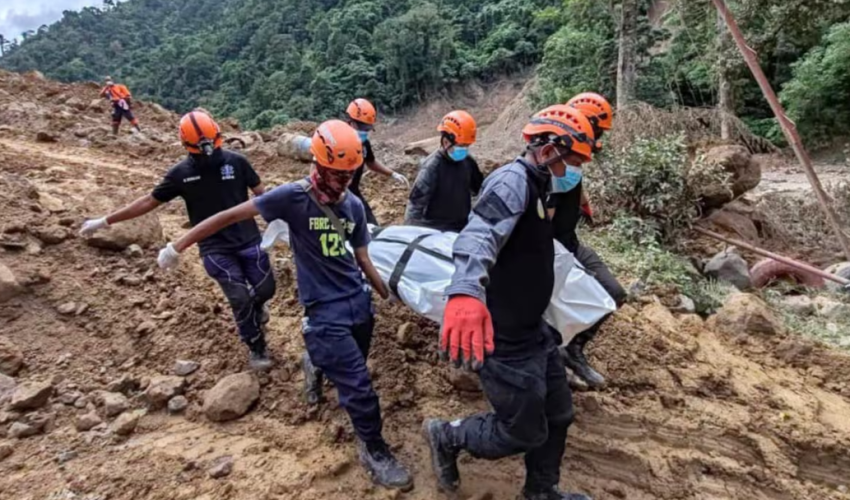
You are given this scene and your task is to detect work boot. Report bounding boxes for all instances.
[422,419,460,492]
[357,439,413,491]
[519,486,592,500]
[248,339,273,371]
[562,332,605,389]
[301,352,324,405]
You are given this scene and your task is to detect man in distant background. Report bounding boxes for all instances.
[99,76,141,135]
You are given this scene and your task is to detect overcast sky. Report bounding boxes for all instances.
[1,0,101,40]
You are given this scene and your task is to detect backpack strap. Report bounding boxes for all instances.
[297,179,349,244]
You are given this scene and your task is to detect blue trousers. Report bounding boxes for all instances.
[303,290,383,444]
[202,244,276,349]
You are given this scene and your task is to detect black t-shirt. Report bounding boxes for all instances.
[151,149,262,256]
[349,139,377,195]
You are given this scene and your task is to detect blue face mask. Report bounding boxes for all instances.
[551,165,582,193]
[357,131,369,143]
[448,146,469,162]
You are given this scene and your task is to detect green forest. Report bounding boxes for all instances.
[1,0,850,146]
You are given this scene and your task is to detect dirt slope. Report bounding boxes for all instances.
[1,71,850,500]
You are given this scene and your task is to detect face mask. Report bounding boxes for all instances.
[448,146,469,162]
[357,131,369,143]
[551,164,582,193]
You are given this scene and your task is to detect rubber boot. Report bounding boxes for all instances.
[248,337,273,371]
[111,124,119,135]
[357,439,413,491]
[422,419,461,492]
[301,352,324,405]
[562,330,605,389]
[518,486,593,500]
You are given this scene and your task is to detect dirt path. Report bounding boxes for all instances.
[2,76,850,500]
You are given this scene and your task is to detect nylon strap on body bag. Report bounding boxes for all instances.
[297,179,349,244]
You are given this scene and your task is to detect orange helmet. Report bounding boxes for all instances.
[522,105,595,161]
[437,110,477,145]
[346,98,377,126]
[567,93,614,131]
[310,120,363,170]
[179,111,222,155]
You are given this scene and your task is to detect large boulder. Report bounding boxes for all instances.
[85,212,163,251]
[704,248,752,291]
[0,264,22,304]
[698,145,762,209]
[714,293,783,336]
[0,337,23,375]
[203,372,259,422]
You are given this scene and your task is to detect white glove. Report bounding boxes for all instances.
[157,243,181,270]
[391,172,410,189]
[80,217,109,237]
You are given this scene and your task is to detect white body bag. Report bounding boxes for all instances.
[262,222,616,346]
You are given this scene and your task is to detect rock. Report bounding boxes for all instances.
[203,372,259,422]
[88,99,106,113]
[57,302,77,315]
[32,226,69,245]
[824,261,850,293]
[65,97,86,111]
[698,145,761,209]
[173,360,200,377]
[135,321,156,335]
[704,248,752,291]
[0,264,22,304]
[781,295,815,316]
[38,192,66,213]
[275,133,313,161]
[85,211,163,251]
[75,412,103,432]
[812,296,850,320]
[106,375,139,395]
[396,323,419,347]
[404,136,441,157]
[641,302,679,334]
[446,369,481,393]
[714,293,782,336]
[56,450,78,464]
[0,442,12,461]
[9,381,53,411]
[167,396,188,414]
[707,209,759,243]
[9,421,41,439]
[58,391,81,405]
[0,373,16,403]
[35,131,59,143]
[670,294,696,314]
[208,455,234,479]
[143,376,185,410]
[126,244,143,258]
[111,410,142,436]
[0,336,24,375]
[99,392,129,418]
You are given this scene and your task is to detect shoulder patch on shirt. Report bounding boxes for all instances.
[221,164,235,180]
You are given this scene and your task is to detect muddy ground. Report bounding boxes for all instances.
[1,70,850,500]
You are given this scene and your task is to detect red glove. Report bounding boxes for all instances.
[580,202,594,225]
[440,295,495,371]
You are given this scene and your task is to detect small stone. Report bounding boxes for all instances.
[0,264,23,304]
[111,410,143,436]
[74,396,89,409]
[837,485,848,494]
[0,336,24,375]
[396,322,419,347]
[75,412,103,432]
[35,131,58,143]
[714,293,783,336]
[173,360,200,377]
[9,381,53,411]
[99,392,129,418]
[136,321,156,335]
[143,376,185,410]
[9,421,41,439]
[704,248,752,291]
[121,276,142,287]
[670,294,696,314]
[106,375,139,395]
[167,396,188,414]
[58,391,81,405]
[57,302,77,315]
[56,450,78,464]
[782,295,815,316]
[0,373,16,402]
[208,455,234,479]
[32,225,69,245]
[203,372,259,422]
[126,244,144,258]
[75,304,89,316]
[0,442,12,461]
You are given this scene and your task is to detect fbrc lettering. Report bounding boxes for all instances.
[308,217,355,233]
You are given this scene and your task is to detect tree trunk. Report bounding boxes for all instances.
[717,8,734,140]
[617,0,638,110]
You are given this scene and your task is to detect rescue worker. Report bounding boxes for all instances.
[344,98,409,225]
[99,76,141,135]
[157,120,413,491]
[80,111,275,370]
[405,110,484,232]
[422,105,596,500]
[550,93,627,389]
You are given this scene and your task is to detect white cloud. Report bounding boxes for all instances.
[0,0,102,40]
